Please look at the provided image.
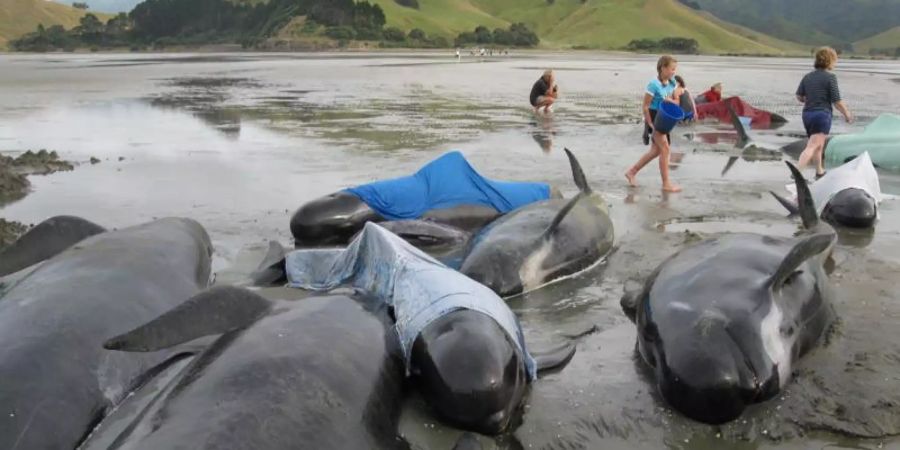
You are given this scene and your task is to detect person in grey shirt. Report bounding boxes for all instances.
[796,46,853,179]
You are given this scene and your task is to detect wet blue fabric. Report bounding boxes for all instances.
[284,222,537,380]
[345,151,551,220]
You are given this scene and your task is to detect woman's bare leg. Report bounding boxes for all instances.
[798,133,826,172]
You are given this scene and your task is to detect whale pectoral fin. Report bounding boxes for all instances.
[563,148,592,194]
[770,191,800,217]
[0,215,106,277]
[248,240,287,286]
[532,341,577,374]
[785,161,820,229]
[620,279,644,322]
[721,156,739,177]
[452,433,483,450]
[541,192,586,241]
[769,233,835,290]
[727,104,750,147]
[104,285,271,352]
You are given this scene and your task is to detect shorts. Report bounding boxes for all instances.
[644,109,671,145]
[802,110,832,137]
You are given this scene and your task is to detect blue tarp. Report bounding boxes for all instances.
[345,151,551,220]
[284,222,537,380]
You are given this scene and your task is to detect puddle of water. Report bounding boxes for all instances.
[656,217,798,236]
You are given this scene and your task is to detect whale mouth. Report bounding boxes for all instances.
[724,327,766,401]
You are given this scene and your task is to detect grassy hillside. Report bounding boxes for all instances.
[692,0,900,47]
[371,0,804,54]
[854,26,900,53]
[0,0,108,48]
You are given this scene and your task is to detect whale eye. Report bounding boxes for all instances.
[783,270,803,286]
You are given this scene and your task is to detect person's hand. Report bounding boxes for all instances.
[845,113,854,124]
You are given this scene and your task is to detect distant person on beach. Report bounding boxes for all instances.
[796,46,853,179]
[530,69,559,114]
[695,82,723,104]
[674,75,697,121]
[625,55,682,193]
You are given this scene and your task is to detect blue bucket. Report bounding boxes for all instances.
[653,102,685,133]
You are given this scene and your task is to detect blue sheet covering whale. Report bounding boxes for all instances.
[345,151,551,220]
[285,221,537,379]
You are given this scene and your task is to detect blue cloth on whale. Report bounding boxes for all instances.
[284,222,537,381]
[345,151,551,220]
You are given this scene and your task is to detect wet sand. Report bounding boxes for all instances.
[1,52,899,449]
[0,150,75,246]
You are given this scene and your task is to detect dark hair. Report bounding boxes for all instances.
[674,75,685,87]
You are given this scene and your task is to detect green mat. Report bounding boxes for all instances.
[826,114,900,170]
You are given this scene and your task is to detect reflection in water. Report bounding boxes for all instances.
[835,225,875,247]
[193,108,242,139]
[530,114,556,154]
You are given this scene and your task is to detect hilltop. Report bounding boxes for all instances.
[371,0,805,54]
[691,0,900,49]
[0,0,107,48]
[854,26,900,55]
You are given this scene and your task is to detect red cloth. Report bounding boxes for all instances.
[700,89,722,103]
[696,96,785,128]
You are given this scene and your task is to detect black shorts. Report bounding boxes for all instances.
[645,109,671,145]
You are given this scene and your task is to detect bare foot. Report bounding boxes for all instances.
[625,170,637,187]
[662,184,682,193]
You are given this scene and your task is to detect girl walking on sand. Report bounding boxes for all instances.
[625,55,682,193]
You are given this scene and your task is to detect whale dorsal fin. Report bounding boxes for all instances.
[104,286,271,352]
[248,240,288,286]
[533,341,577,373]
[784,161,819,229]
[564,148,592,194]
[727,104,751,147]
[541,192,586,241]
[0,215,106,277]
[770,190,800,217]
[769,233,834,290]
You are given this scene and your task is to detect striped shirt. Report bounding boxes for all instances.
[796,69,842,113]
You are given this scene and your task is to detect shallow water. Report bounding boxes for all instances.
[1,51,899,449]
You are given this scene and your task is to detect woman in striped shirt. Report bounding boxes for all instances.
[796,46,853,179]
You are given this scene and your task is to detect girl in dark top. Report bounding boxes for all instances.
[796,46,853,178]
[674,75,697,121]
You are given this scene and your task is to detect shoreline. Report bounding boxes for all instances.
[1,45,896,60]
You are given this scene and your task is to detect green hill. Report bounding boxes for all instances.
[691,0,900,48]
[371,0,805,54]
[854,26,900,53]
[0,0,107,48]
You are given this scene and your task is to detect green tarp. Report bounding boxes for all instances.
[826,114,900,170]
